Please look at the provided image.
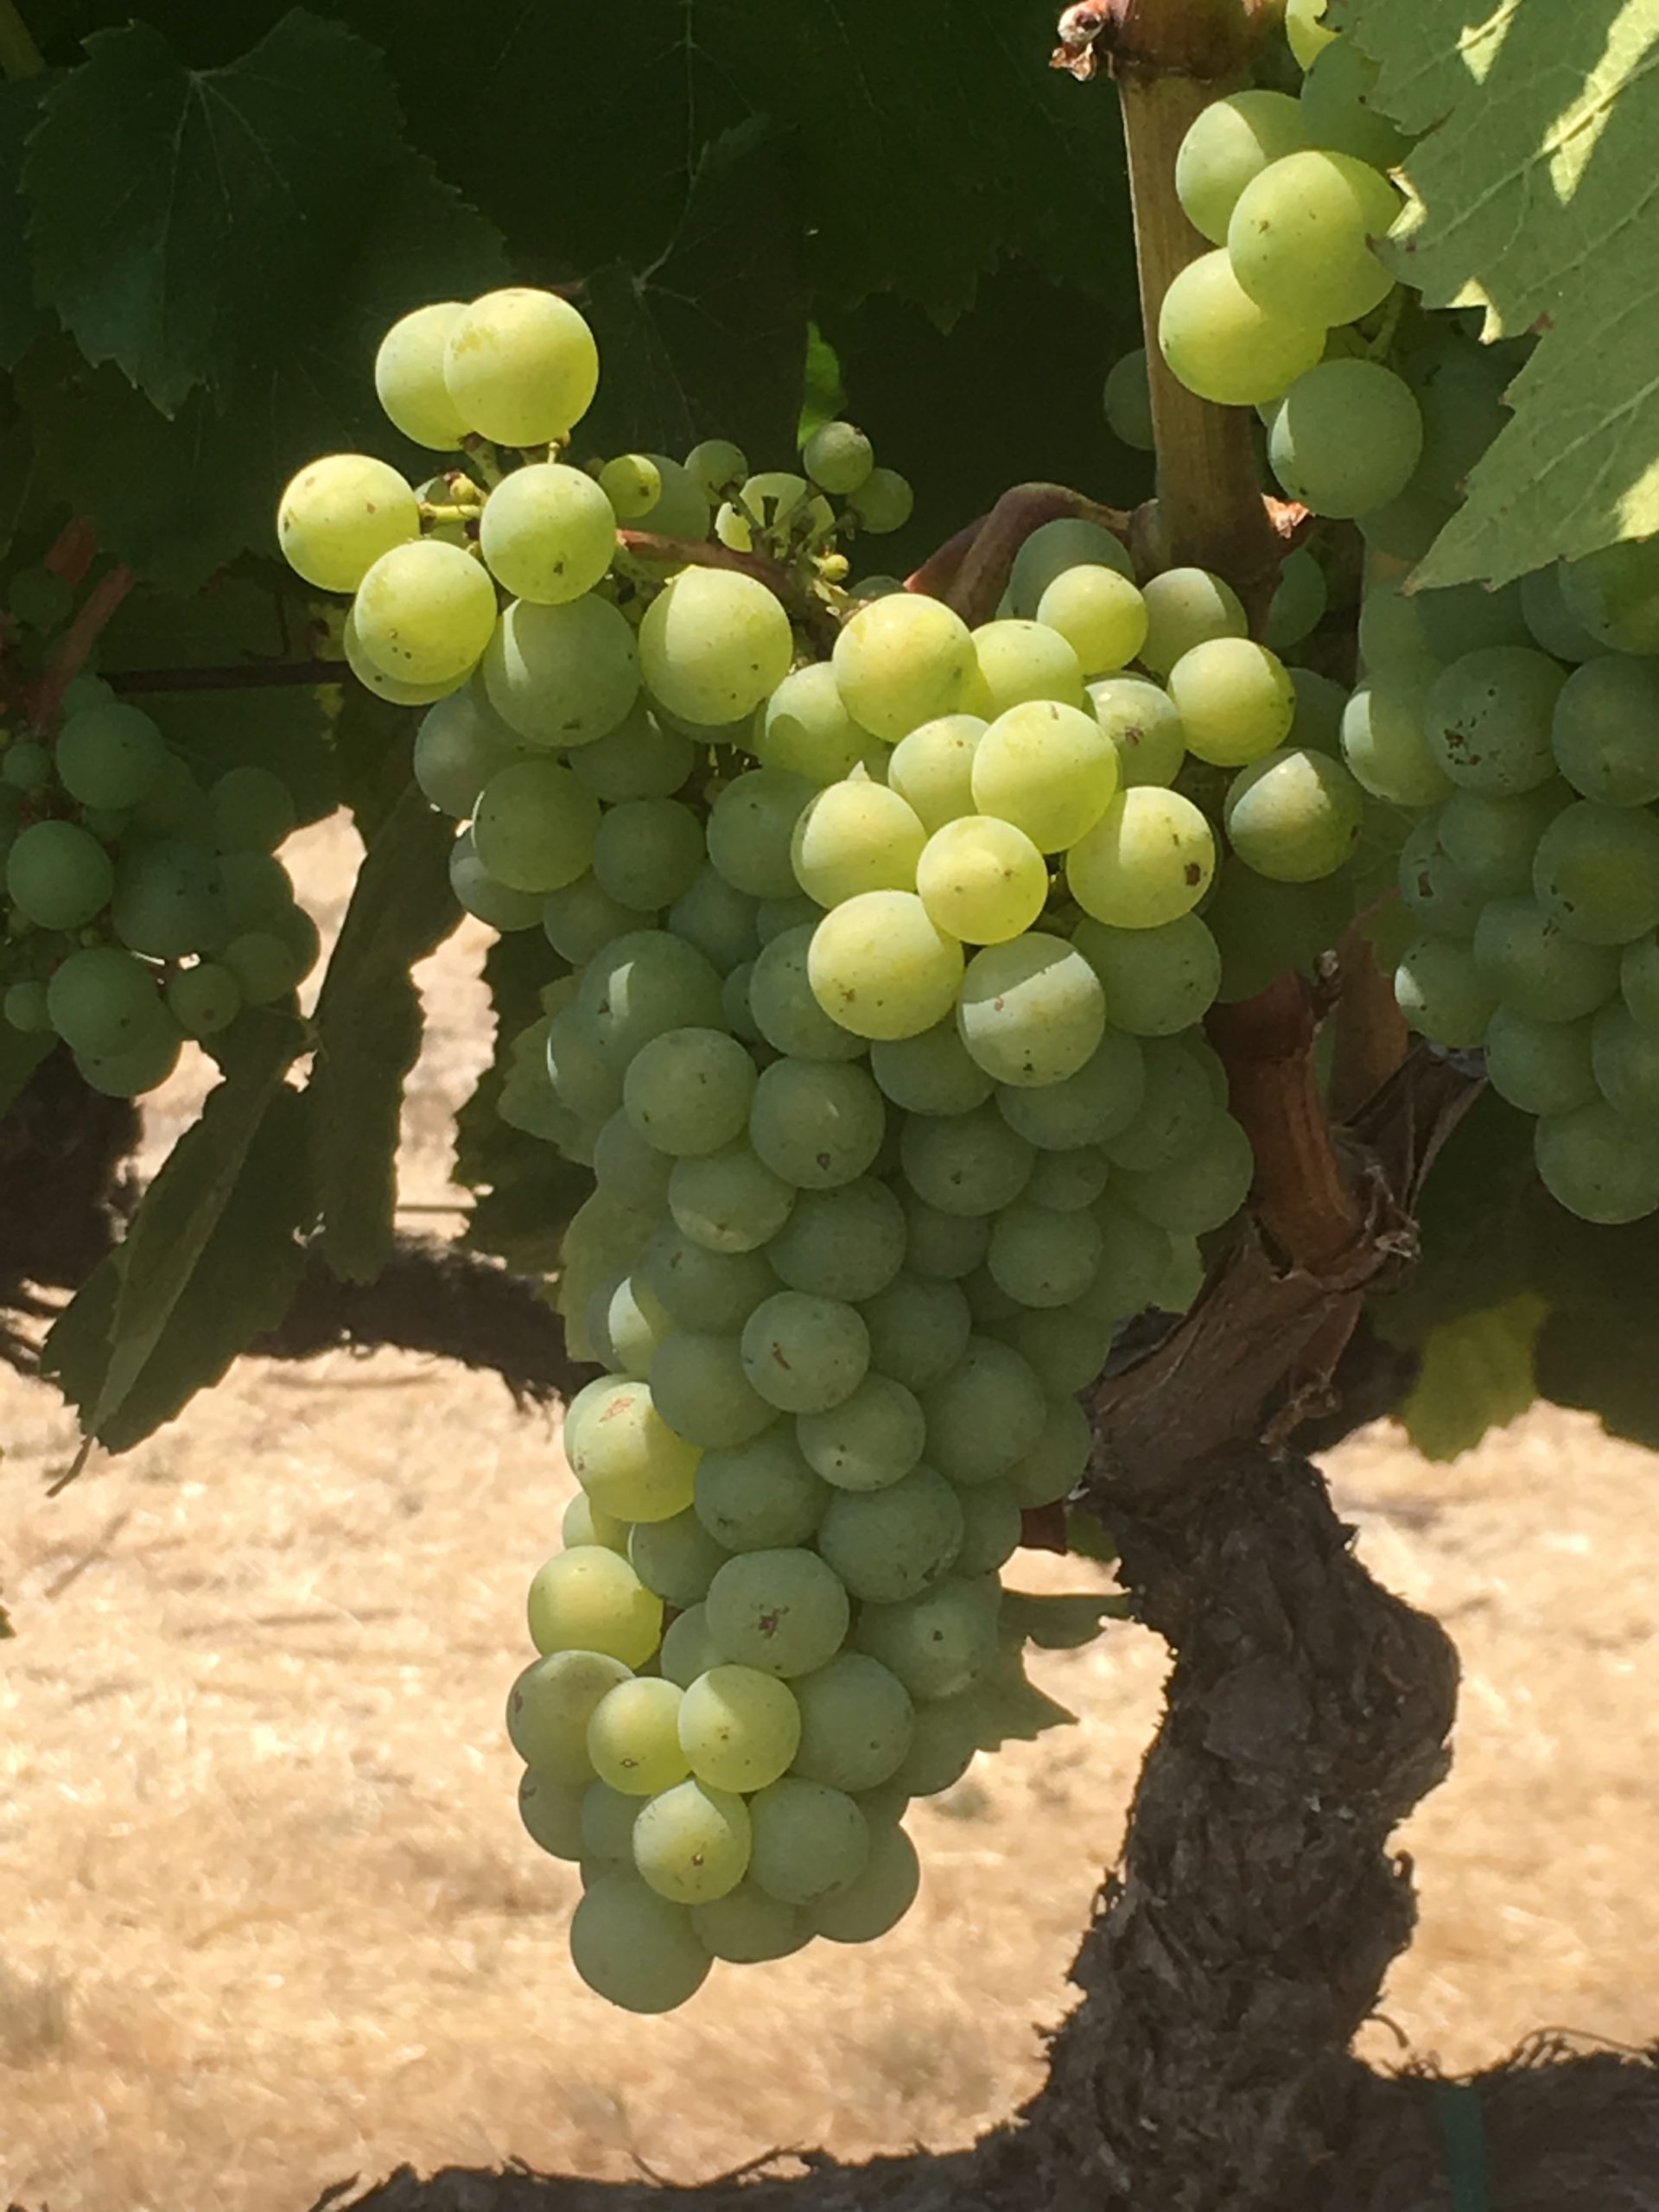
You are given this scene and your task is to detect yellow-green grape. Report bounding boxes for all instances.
[887,714,987,831]
[741,1289,870,1415]
[915,815,1048,944]
[277,453,420,593]
[790,1651,915,1791]
[749,1056,887,1187]
[352,539,498,687]
[685,438,749,505]
[1139,568,1248,677]
[1395,933,1498,1047]
[569,1873,712,2012]
[374,302,470,449]
[479,461,617,604]
[1227,150,1401,329]
[1088,675,1188,788]
[810,1821,921,1944]
[343,606,461,706]
[1159,250,1325,409]
[482,594,641,748]
[969,618,1085,715]
[1224,747,1366,881]
[1067,788,1217,927]
[807,890,965,1039]
[832,594,977,741]
[969,699,1120,852]
[846,468,914,534]
[1036,568,1149,677]
[691,1881,810,1962]
[1534,1099,1659,1224]
[587,1677,691,1795]
[505,1649,632,1781]
[1174,89,1308,245]
[1341,661,1452,806]
[987,1199,1103,1306]
[659,1604,725,1689]
[797,1374,928,1491]
[563,1373,701,1522]
[526,1546,664,1666]
[817,1467,965,1604]
[473,758,601,893]
[704,1547,852,1677]
[870,1021,995,1116]
[957,934,1107,1087]
[518,1770,586,1859]
[852,1573,1003,1693]
[599,454,663,518]
[802,420,875,495]
[1166,638,1296,766]
[747,1777,870,1904]
[791,780,927,906]
[694,1427,830,1553]
[619,455,711,541]
[1286,0,1338,70]
[677,1663,802,1791]
[640,567,793,726]
[758,663,871,785]
[631,1779,752,1904]
[563,1491,629,1554]
[442,287,600,446]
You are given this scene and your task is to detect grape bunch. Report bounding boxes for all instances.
[1,602,319,1093]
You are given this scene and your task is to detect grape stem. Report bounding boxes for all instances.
[43,519,99,588]
[26,563,136,731]
[0,0,43,76]
[905,482,1134,625]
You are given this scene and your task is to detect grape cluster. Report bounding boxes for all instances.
[1,619,318,1092]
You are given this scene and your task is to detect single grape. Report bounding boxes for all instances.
[55,702,167,810]
[747,1777,869,1904]
[1066,787,1217,928]
[1394,933,1497,1047]
[581,1780,643,1866]
[741,1290,869,1414]
[897,1192,992,1281]
[1592,1001,1659,1115]
[1139,569,1248,678]
[632,1778,751,1904]
[957,934,1107,1088]
[1002,1393,1094,1507]
[1036,568,1149,680]
[970,699,1119,852]
[1025,1145,1110,1211]
[1072,912,1221,1035]
[352,540,498,688]
[695,1428,828,1553]
[579,929,726,1067]
[448,826,545,931]
[920,1340,1045,1487]
[889,1695,980,1797]
[3,979,50,1033]
[704,1548,852,1677]
[1522,563,1611,664]
[1341,660,1452,807]
[1264,548,1329,653]
[706,769,815,900]
[766,1178,906,1304]
[987,1198,1103,1306]
[620,1027,755,1157]
[1115,1112,1256,1235]
[1175,88,1308,244]
[901,1103,1034,1216]
[690,1883,808,1964]
[1224,747,1365,882]
[628,1509,731,1610]
[845,468,914,534]
[995,1027,1147,1150]
[6,819,114,930]
[645,1224,777,1335]
[790,1651,915,1792]
[1473,898,1620,1022]
[1483,1006,1598,1117]
[599,454,662,520]
[374,301,470,448]
[1559,538,1659,656]
[442,288,599,445]
[592,1269,675,1380]
[640,568,794,727]
[563,1374,701,1522]
[74,1019,181,1098]
[810,1821,921,1944]
[1533,802,1659,945]
[1167,639,1296,768]
[831,594,976,741]
[969,617,1085,715]
[587,1677,691,1796]
[915,815,1048,945]
[668,1143,794,1255]
[659,1605,725,1689]
[207,765,296,855]
[1227,149,1401,327]
[2,741,49,792]
[516,1768,587,1860]
[1398,815,1484,939]
[478,461,617,606]
[685,438,749,505]
[870,1021,994,1116]
[669,868,760,976]
[472,759,601,893]
[1088,675,1187,790]
[650,1330,777,1450]
[1550,656,1659,805]
[1287,0,1337,67]
[1425,648,1567,793]
[1103,1037,1227,1170]
[46,945,162,1058]
[277,453,420,592]
[1439,782,1568,899]
[1267,359,1423,519]
[1535,1099,1659,1224]
[853,1575,1002,1698]
[796,1373,929,1493]
[527,1547,664,1667]
[791,780,927,906]
[1103,348,1154,450]
[806,891,965,1042]
[1159,248,1325,408]
[757,663,871,785]
[678,1663,802,1792]
[482,594,640,748]
[802,420,875,494]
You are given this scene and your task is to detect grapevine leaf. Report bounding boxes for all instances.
[305,782,459,1285]
[1396,1293,1547,1462]
[24,12,405,413]
[0,78,46,369]
[1346,0,1659,582]
[331,684,418,844]
[1535,1300,1659,1450]
[1001,1589,1132,1649]
[0,1027,54,1117]
[41,1087,314,1452]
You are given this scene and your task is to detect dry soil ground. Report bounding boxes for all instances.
[2,819,1657,2212]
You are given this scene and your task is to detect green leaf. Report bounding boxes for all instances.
[0,78,46,369]
[25,12,404,413]
[798,325,846,446]
[305,782,458,1284]
[331,682,418,843]
[972,1643,1077,1748]
[1397,1292,1547,1461]
[1535,1300,1659,1450]
[1000,1588,1132,1650]
[1348,0,1659,583]
[0,1026,54,1117]
[41,1087,314,1451]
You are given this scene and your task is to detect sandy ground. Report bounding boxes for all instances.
[2,819,1656,2212]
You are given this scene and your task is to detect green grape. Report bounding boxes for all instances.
[889,1694,979,1796]
[1357,483,1459,565]
[690,1882,808,1964]
[75,1019,182,1098]
[695,1428,828,1552]
[1167,639,1296,768]
[1158,248,1325,408]
[581,1779,643,1865]
[969,699,1118,853]
[1623,934,1659,1028]
[1358,577,1431,667]
[790,1651,914,1792]
[54,703,166,810]
[373,300,469,448]
[831,594,976,741]
[706,769,814,900]
[7,820,114,930]
[628,1510,731,1611]
[986,1200,1103,1307]
[580,930,726,1067]
[482,594,640,748]
[915,815,1047,945]
[590,795,701,912]
[853,1574,1002,1698]
[3,979,50,1033]
[1299,35,1409,167]
[45,946,162,1058]
[617,454,710,542]
[352,540,498,688]
[569,1872,710,2011]
[660,1604,724,1689]
[1559,538,1659,656]
[1002,1393,1093,1508]
[767,1178,906,1302]
[477,461,616,607]
[1340,660,1452,806]
[546,1002,624,1120]
[963,1268,1020,1328]
[1425,648,1567,793]
[1066,787,1217,928]
[791,779,926,906]
[1289,668,1349,755]
[645,1223,778,1332]
[1439,783,1567,899]
[1115,1112,1255,1235]
[472,759,601,894]
[217,849,292,932]
[126,753,209,843]
[810,1821,921,1944]
[1267,360,1422,519]
[901,1102,1034,1216]
[1138,568,1248,678]
[1088,675,1187,790]
[1550,657,1659,806]
[207,766,296,855]
[1473,898,1619,1022]
[507,1650,633,1780]
[1394,933,1497,1047]
[563,1374,700,1522]
[757,662,870,785]
[1535,1099,1659,1224]
[1398,816,1483,938]
[160,964,243,1039]
[620,1027,755,1156]
[1224,747,1365,881]
[599,454,662,520]
[797,1373,928,1492]
[586,1677,690,1796]
[277,452,420,592]
[1533,802,1659,946]
[921,1338,1046,1486]
[1416,578,1532,663]
[1072,912,1221,1035]
[1176,88,1307,243]
[442,288,598,445]
[669,1143,794,1255]
[591,1270,675,1379]
[640,568,794,727]
[527,1546,664,1667]
[651,1330,777,1449]
[806,891,965,1042]
[668,868,760,975]
[845,467,914,533]
[568,704,694,802]
[870,1021,995,1116]
[969,617,1086,715]
[716,471,831,553]
[677,1663,802,1792]
[1287,0,1337,66]
[747,1777,870,1905]
[1522,564,1611,664]
[1025,1145,1110,1211]
[1264,549,1329,653]
[1103,347,1154,451]
[1227,150,1400,327]
[802,420,875,494]
[740,1290,869,1414]
[2,741,49,792]
[517,1768,587,1860]
[994,1301,1110,1395]
[1008,518,1135,616]
[882,714,986,832]
[749,1054,887,1188]
[342,606,461,706]
[705,1548,852,1677]
[859,1272,973,1395]
[1592,1001,1659,1114]
[1086,1189,1178,1321]
[957,935,1107,1089]
[1103,1038,1224,1171]
[953,1480,1024,1577]
[632,1778,751,1904]
[898,1190,991,1281]
[543,874,647,964]
[745,925,860,1062]
[995,1027,1147,1149]
[1207,859,1348,1002]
